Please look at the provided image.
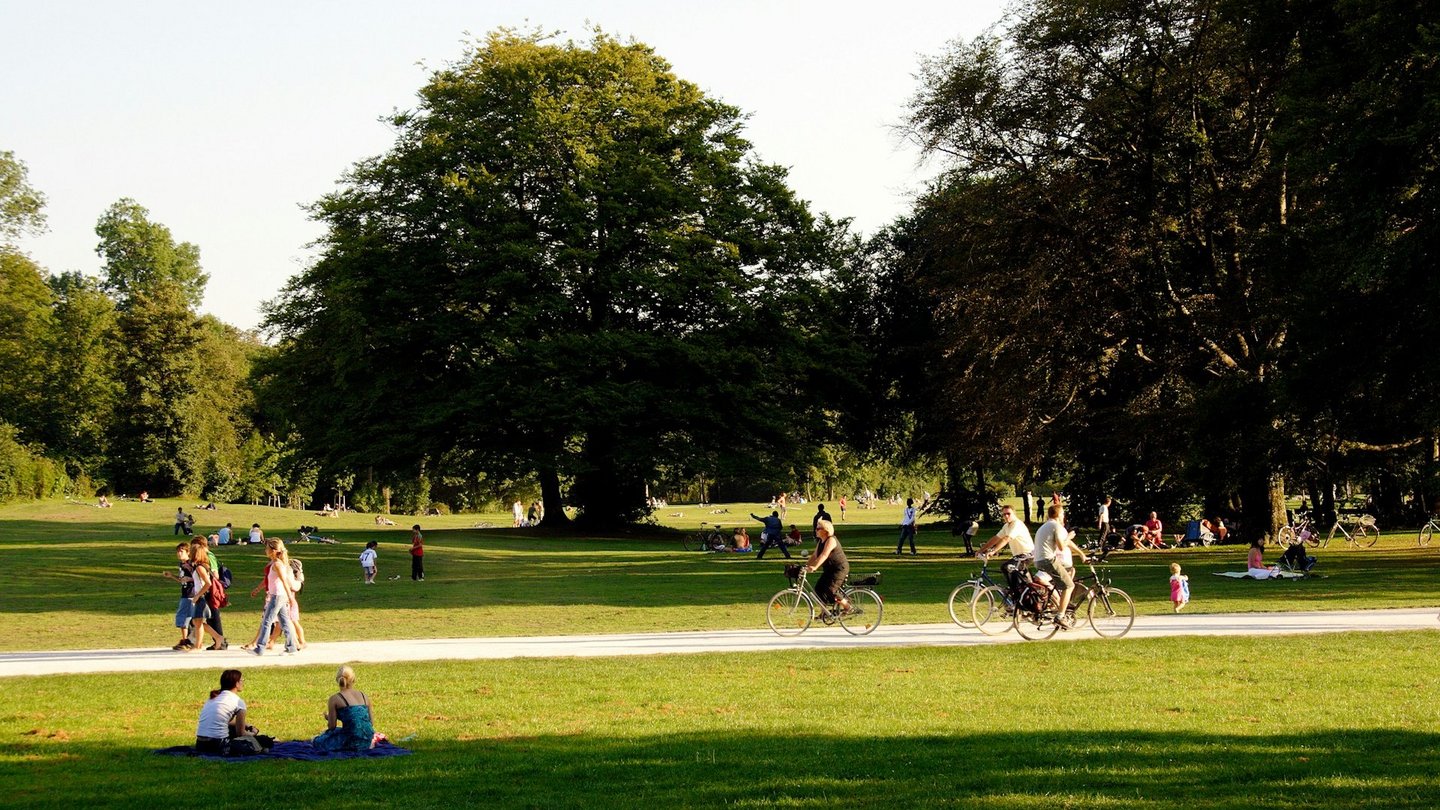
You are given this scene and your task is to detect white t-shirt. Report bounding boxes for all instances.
[359,548,377,568]
[901,506,917,526]
[196,690,245,738]
[995,519,1034,556]
[1034,519,1065,563]
[248,527,262,544]
[1098,503,1110,523]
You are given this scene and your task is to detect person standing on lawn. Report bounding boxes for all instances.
[896,498,918,555]
[410,524,425,581]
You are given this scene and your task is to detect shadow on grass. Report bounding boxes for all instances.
[4,729,1438,808]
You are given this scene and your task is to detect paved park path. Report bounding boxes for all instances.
[1,607,1435,678]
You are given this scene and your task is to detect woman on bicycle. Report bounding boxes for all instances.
[805,519,851,614]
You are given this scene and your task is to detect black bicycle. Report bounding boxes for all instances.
[766,565,884,636]
[1011,561,1134,640]
[684,522,728,552]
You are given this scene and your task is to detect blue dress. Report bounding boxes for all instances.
[312,692,375,752]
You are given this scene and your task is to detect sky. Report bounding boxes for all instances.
[2,1,1007,331]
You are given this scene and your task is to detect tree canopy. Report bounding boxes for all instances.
[264,30,853,526]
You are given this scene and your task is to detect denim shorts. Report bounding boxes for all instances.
[175,597,194,628]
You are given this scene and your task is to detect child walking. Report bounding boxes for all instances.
[360,541,378,584]
[1169,562,1190,612]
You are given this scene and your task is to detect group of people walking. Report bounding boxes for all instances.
[165,535,305,655]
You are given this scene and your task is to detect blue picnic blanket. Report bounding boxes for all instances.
[155,739,411,762]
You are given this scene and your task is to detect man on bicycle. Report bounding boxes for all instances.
[975,505,1035,588]
[1035,503,1088,626]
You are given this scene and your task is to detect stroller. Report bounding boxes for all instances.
[1278,540,1317,574]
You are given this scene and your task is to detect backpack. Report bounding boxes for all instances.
[217,564,233,589]
[290,559,305,592]
[206,566,230,610]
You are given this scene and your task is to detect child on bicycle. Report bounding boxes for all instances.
[1169,562,1190,612]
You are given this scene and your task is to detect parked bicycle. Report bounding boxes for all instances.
[1276,512,1378,549]
[1010,561,1134,641]
[685,522,728,552]
[1418,515,1439,548]
[766,565,883,636]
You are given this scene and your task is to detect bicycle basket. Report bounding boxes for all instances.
[784,564,803,582]
[848,572,882,588]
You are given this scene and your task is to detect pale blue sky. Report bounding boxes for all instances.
[2,1,1006,330]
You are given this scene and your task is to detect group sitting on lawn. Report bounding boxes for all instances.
[192,665,378,756]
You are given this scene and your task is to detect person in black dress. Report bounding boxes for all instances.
[805,519,851,614]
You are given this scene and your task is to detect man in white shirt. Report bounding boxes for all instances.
[976,504,1035,587]
[896,498,918,555]
[1035,503,1087,625]
[1097,497,1112,549]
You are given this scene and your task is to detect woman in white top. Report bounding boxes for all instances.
[248,523,264,545]
[194,669,249,754]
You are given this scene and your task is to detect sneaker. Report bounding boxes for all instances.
[172,641,190,651]
[252,647,264,656]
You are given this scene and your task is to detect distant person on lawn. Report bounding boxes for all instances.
[751,510,789,560]
[410,525,424,581]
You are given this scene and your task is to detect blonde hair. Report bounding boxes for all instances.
[267,538,290,566]
[1169,562,1182,574]
[815,519,835,536]
[335,665,356,690]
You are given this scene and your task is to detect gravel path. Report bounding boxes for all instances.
[1,607,1435,678]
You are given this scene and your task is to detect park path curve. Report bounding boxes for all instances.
[1,607,1435,678]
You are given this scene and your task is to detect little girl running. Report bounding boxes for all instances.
[1169,562,1190,612]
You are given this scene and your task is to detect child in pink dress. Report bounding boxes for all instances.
[1169,562,1190,612]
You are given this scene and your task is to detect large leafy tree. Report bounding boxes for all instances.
[265,31,848,526]
[97,200,206,494]
[898,0,1439,536]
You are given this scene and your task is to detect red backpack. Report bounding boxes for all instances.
[205,565,230,610]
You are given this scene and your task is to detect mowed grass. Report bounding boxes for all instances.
[2,631,1439,808]
[2,497,1439,651]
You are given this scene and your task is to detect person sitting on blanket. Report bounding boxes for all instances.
[1247,539,1279,579]
[195,669,267,755]
[313,665,377,752]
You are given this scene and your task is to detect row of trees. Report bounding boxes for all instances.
[5,6,1437,534]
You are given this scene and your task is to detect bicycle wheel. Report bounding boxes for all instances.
[1274,525,1295,548]
[1012,600,1060,641]
[838,589,883,635]
[766,589,814,636]
[1420,523,1435,548]
[683,532,700,552]
[972,585,1015,635]
[947,582,981,627]
[1088,588,1135,638]
[1352,523,1379,548]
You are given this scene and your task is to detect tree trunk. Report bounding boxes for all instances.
[1240,472,1286,542]
[538,465,568,527]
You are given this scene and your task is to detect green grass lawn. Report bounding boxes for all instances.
[2,497,1439,651]
[2,631,1438,808]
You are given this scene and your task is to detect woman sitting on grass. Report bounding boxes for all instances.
[312,665,376,752]
[195,669,266,755]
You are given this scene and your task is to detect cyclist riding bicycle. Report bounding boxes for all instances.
[975,504,1035,590]
[1035,503,1088,626]
[804,519,851,614]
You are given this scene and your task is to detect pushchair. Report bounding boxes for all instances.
[1278,540,1317,574]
